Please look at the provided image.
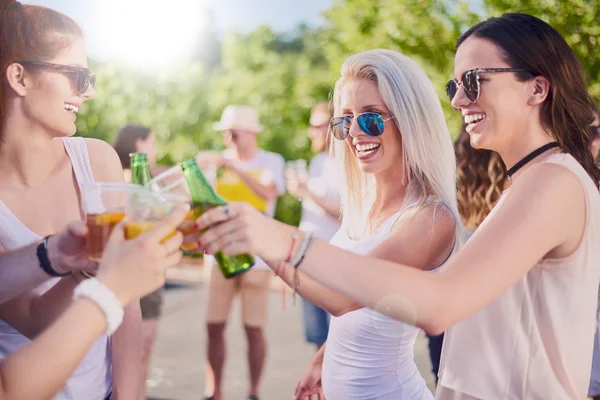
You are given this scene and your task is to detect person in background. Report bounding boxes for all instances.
[113,123,170,400]
[198,105,285,400]
[286,102,341,353]
[0,206,187,400]
[0,2,140,398]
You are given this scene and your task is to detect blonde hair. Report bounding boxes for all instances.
[331,49,463,242]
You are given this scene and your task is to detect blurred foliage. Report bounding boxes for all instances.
[76,0,600,226]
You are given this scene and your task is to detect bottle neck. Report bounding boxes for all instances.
[182,163,225,205]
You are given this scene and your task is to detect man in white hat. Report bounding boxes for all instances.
[201,105,285,400]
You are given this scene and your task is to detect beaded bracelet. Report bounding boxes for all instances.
[290,232,313,303]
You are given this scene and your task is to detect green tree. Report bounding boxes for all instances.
[483,0,600,100]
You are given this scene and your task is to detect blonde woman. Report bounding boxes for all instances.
[191,49,462,399]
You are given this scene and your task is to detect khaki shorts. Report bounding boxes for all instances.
[205,259,271,328]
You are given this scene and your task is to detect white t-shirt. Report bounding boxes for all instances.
[211,149,285,269]
[299,152,341,241]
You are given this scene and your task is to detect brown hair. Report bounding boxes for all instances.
[0,1,82,131]
[113,124,152,169]
[458,13,600,189]
[455,125,507,229]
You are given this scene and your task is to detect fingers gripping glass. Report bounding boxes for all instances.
[329,112,395,140]
[18,61,96,95]
[446,68,529,105]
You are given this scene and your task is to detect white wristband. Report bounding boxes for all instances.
[73,279,124,336]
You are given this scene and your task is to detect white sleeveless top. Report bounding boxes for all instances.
[0,138,112,400]
[323,201,451,400]
[436,154,600,400]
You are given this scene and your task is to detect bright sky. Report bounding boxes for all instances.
[23,0,331,65]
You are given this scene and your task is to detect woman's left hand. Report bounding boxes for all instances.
[195,203,294,263]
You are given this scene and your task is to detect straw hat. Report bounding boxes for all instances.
[213,105,262,133]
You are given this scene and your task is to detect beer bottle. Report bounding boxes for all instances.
[181,158,254,278]
[130,153,152,187]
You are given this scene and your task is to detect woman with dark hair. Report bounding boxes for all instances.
[194,13,600,399]
[113,123,167,400]
[113,123,161,179]
[0,1,141,398]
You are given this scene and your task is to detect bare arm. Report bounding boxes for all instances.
[197,163,585,336]
[0,276,79,338]
[0,207,186,400]
[0,298,107,400]
[305,193,341,220]
[230,165,279,201]
[267,204,455,316]
[0,242,49,305]
[286,170,341,220]
[295,164,583,334]
[86,138,142,399]
[294,342,327,398]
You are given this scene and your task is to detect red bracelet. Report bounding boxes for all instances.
[275,230,300,310]
[286,230,299,263]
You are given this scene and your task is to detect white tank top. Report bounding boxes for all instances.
[436,154,600,400]
[0,138,112,400]
[323,201,451,400]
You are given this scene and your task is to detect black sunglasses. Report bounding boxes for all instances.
[329,112,395,140]
[18,61,96,95]
[446,68,530,107]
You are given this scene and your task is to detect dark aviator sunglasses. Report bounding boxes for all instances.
[18,61,96,95]
[446,68,531,107]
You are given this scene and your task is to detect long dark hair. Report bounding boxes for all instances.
[0,1,82,138]
[457,13,600,188]
[113,124,152,169]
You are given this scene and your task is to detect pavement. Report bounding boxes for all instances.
[146,261,437,399]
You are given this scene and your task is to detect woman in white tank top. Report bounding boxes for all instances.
[192,49,463,399]
[195,14,600,400]
[0,3,141,399]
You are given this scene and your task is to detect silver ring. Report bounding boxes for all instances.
[222,205,231,219]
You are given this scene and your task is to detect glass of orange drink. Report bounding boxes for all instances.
[150,166,203,252]
[81,182,138,261]
[124,188,188,242]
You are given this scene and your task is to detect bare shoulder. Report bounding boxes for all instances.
[394,202,456,239]
[83,138,124,182]
[509,161,585,211]
[370,202,457,271]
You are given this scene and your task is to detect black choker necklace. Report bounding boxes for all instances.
[506,142,560,178]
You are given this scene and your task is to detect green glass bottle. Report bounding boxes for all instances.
[130,153,152,187]
[181,158,255,278]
